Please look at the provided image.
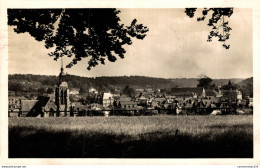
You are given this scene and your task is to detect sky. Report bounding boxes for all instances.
[8,8,253,79]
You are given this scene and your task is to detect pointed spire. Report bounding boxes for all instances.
[59,57,64,83]
[202,87,206,98]
[228,80,232,85]
[61,57,63,70]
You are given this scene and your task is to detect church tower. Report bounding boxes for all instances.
[55,58,70,116]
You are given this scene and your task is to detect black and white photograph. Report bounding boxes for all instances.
[1,0,260,166]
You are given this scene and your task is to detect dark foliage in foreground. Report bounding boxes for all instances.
[9,124,253,158]
[8,9,149,70]
[185,8,233,49]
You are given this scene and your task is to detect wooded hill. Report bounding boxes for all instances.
[8,74,248,95]
[170,78,244,88]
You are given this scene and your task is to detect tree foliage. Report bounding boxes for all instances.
[239,83,253,98]
[221,80,238,90]
[79,85,88,95]
[46,87,54,94]
[8,9,149,70]
[9,81,23,92]
[122,85,136,98]
[37,87,46,95]
[185,8,233,49]
[8,74,176,94]
[197,76,213,89]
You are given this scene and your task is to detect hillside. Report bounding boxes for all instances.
[8,74,177,94]
[237,77,253,86]
[237,77,253,97]
[171,78,244,87]
[8,74,248,96]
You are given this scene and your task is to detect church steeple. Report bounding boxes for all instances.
[59,57,65,83]
[55,57,70,116]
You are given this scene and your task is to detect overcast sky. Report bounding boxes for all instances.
[8,8,253,79]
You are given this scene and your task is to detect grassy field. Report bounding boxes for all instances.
[9,115,253,158]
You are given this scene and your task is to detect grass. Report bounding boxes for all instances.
[9,115,253,158]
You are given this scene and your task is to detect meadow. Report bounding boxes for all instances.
[9,115,253,158]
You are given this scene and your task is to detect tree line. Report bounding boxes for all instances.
[8,74,176,95]
[9,74,253,98]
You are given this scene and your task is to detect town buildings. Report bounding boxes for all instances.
[8,64,252,117]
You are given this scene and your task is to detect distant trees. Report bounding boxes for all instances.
[79,85,88,95]
[46,87,54,94]
[8,81,23,92]
[8,74,176,92]
[238,77,253,98]
[42,78,57,86]
[37,87,46,95]
[28,86,37,92]
[123,85,136,97]
[221,79,253,98]
[9,74,253,98]
[197,76,213,89]
[221,80,238,90]
[185,8,233,49]
[239,83,253,98]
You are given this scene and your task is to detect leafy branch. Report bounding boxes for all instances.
[185,8,233,49]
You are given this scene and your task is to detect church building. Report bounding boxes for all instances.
[55,59,70,116]
[19,59,70,117]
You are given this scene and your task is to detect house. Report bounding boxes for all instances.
[165,95,175,103]
[215,89,223,98]
[119,95,131,102]
[145,88,153,93]
[237,90,243,100]
[245,97,253,107]
[20,100,38,116]
[90,103,102,110]
[162,102,172,109]
[237,100,247,107]
[120,101,138,110]
[151,101,159,108]
[184,102,193,109]
[248,98,253,107]
[89,87,98,94]
[8,96,27,110]
[137,92,152,99]
[154,97,166,104]
[205,89,218,97]
[103,92,114,108]
[136,94,147,101]
[71,102,88,112]
[135,88,144,92]
[221,89,242,102]
[201,99,212,108]
[112,94,120,100]
[20,96,57,117]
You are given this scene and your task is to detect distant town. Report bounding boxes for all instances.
[8,64,253,117]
